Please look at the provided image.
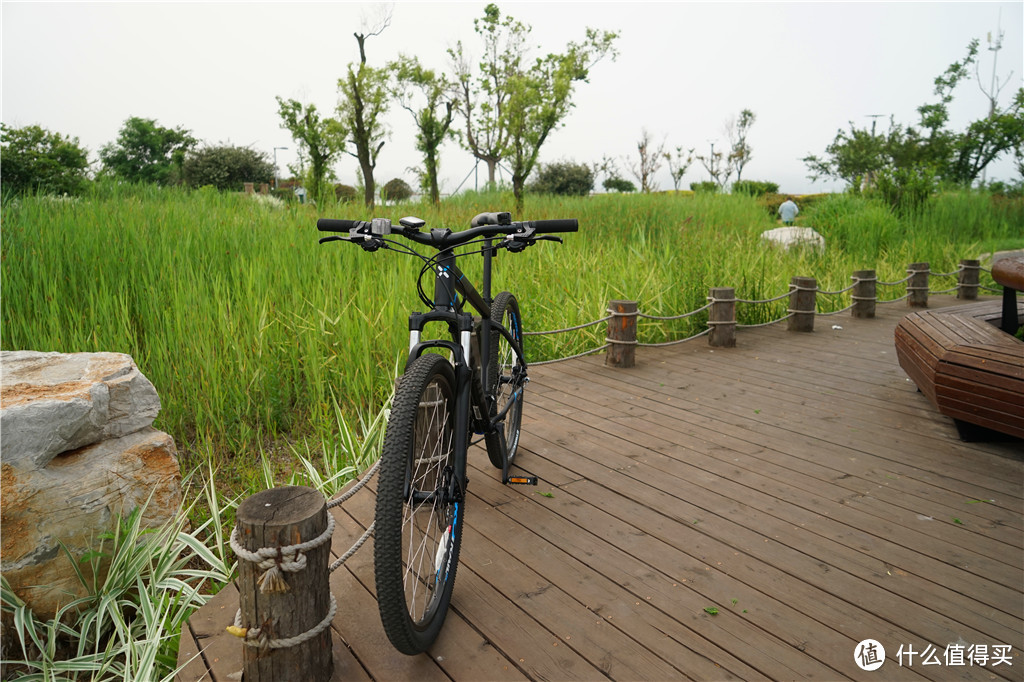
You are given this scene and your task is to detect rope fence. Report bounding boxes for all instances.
[525,258,1016,367]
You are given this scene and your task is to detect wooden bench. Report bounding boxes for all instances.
[993,255,1024,335]
[895,298,1024,441]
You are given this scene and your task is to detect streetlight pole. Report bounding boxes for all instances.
[273,147,288,191]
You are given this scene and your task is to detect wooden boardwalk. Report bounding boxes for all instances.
[178,296,1023,681]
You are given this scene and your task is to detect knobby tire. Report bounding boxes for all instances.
[374,353,463,655]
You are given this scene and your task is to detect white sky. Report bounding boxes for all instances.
[2,1,1022,195]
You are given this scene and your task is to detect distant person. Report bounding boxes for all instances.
[778,196,799,225]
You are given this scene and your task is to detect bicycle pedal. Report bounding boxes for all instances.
[505,475,538,486]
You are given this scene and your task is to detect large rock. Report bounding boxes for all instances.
[1,351,161,469]
[0,351,180,619]
[760,226,826,252]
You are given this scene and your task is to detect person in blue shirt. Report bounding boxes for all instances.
[778,196,799,225]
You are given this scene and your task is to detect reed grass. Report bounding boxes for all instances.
[2,185,1019,492]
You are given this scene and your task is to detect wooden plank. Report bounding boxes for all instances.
[181,584,243,682]
[525,382,1024,605]
[537,356,1024,500]
[529,362,1024,542]
[519,392,1024,648]
[175,620,212,682]
[463,461,794,681]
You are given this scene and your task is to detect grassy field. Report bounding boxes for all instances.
[3,186,1020,495]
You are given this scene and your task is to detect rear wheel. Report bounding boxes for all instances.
[485,291,525,469]
[374,353,462,655]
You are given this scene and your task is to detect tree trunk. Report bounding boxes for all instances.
[486,158,497,187]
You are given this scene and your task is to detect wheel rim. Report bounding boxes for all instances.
[403,378,456,625]
[495,309,523,460]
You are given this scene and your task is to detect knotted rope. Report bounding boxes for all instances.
[229,513,336,594]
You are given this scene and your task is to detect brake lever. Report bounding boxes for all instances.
[319,235,349,245]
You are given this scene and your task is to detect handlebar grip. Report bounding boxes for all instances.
[317,218,363,232]
[525,219,578,233]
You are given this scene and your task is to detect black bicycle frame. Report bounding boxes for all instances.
[404,239,526,498]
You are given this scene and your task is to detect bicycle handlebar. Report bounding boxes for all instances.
[316,215,577,250]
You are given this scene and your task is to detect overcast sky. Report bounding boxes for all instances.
[2,1,1022,196]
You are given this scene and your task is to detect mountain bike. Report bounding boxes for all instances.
[317,211,577,655]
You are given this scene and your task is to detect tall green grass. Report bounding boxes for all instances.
[3,186,1019,490]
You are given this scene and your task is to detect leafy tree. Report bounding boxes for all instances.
[391,55,455,204]
[449,4,526,187]
[627,128,665,193]
[380,177,413,204]
[181,145,274,191]
[275,98,346,205]
[602,176,635,193]
[804,37,1023,190]
[1,123,90,197]
[528,160,594,196]
[803,121,892,189]
[337,14,392,208]
[453,4,618,209]
[99,116,196,185]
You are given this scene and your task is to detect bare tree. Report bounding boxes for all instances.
[725,108,756,182]
[626,128,666,193]
[696,139,731,189]
[664,145,694,191]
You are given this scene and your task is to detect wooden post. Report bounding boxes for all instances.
[605,300,638,368]
[259,183,270,194]
[787,276,816,332]
[707,287,736,347]
[907,262,929,307]
[244,182,255,194]
[851,270,876,319]
[958,259,980,300]
[236,486,333,682]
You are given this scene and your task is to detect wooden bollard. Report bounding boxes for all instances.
[907,262,929,307]
[851,270,876,319]
[605,300,638,368]
[708,287,736,347]
[958,259,980,300]
[787,276,816,332]
[236,486,334,682]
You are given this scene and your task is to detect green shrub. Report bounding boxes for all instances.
[334,183,358,202]
[691,181,718,193]
[380,178,413,203]
[602,176,635,193]
[732,180,779,196]
[181,145,275,192]
[529,160,594,196]
[867,165,937,215]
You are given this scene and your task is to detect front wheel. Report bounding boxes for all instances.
[374,353,463,655]
[485,291,525,470]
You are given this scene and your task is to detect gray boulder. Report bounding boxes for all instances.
[1,351,161,469]
[0,351,179,619]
